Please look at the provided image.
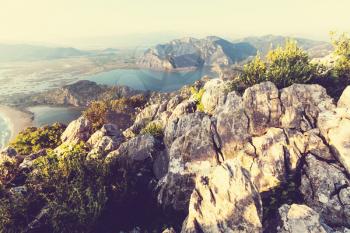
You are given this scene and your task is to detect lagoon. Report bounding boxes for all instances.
[27,106,83,127]
[81,68,212,92]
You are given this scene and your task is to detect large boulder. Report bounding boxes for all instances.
[181,160,263,233]
[280,84,335,131]
[215,91,251,157]
[300,154,350,227]
[337,86,350,108]
[60,116,92,144]
[201,79,228,115]
[318,108,350,174]
[87,124,124,159]
[276,204,328,233]
[242,82,282,136]
[247,128,296,192]
[158,112,218,211]
[87,124,122,146]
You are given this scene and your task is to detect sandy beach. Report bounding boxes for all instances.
[0,105,33,140]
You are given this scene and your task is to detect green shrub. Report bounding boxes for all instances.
[242,40,315,88]
[140,122,163,138]
[190,87,205,112]
[83,101,109,132]
[242,53,267,86]
[0,156,18,186]
[0,143,107,233]
[10,122,66,155]
[266,40,315,88]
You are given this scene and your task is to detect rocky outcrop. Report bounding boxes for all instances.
[243,81,282,135]
[318,108,350,175]
[181,160,262,233]
[30,80,141,107]
[276,204,328,233]
[280,84,335,131]
[60,116,92,144]
[3,79,350,232]
[201,79,228,115]
[300,154,350,227]
[337,86,350,108]
[158,112,218,211]
[87,124,124,159]
[137,36,256,70]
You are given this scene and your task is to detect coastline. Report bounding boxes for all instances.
[0,105,34,141]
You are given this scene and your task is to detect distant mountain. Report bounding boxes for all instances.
[137,36,257,70]
[235,35,333,58]
[0,44,90,62]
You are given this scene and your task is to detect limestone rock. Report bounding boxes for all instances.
[123,104,161,138]
[276,204,328,233]
[338,86,350,108]
[87,124,122,146]
[167,95,184,112]
[243,81,282,135]
[158,112,218,211]
[201,79,228,115]
[300,155,350,227]
[60,116,92,144]
[280,84,335,131]
[215,91,251,157]
[318,108,350,174]
[181,160,262,233]
[248,128,296,192]
[167,100,197,123]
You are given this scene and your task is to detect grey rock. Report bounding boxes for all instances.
[280,84,335,131]
[243,81,282,135]
[276,204,328,233]
[318,108,350,174]
[181,160,262,233]
[337,86,350,108]
[300,154,350,227]
[60,116,92,144]
[159,112,218,211]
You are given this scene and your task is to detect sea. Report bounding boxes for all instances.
[0,114,11,149]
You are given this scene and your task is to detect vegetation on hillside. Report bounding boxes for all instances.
[10,123,66,155]
[241,32,350,98]
[83,94,148,131]
[0,144,107,233]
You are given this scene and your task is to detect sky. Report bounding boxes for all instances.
[0,0,349,48]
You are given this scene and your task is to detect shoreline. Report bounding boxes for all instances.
[0,105,34,141]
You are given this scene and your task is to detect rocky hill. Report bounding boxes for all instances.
[137,36,257,70]
[236,34,333,58]
[29,80,142,107]
[137,35,333,71]
[1,79,350,233]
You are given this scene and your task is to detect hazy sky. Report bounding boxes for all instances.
[1,0,349,47]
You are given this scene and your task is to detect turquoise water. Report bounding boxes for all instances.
[27,106,83,127]
[0,114,11,149]
[82,68,212,92]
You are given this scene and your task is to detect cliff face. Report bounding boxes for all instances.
[137,36,257,70]
[1,80,350,233]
